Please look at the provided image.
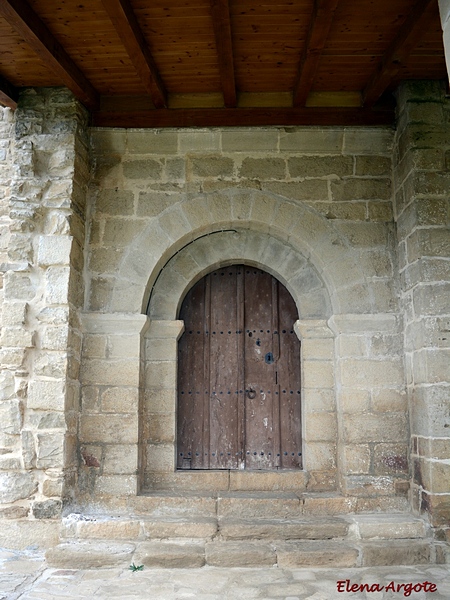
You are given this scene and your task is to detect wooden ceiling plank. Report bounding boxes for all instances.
[100,0,167,108]
[362,0,437,107]
[293,0,341,107]
[210,0,237,107]
[0,72,18,109]
[0,0,99,109]
[93,106,394,128]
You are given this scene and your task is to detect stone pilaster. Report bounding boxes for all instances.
[0,88,89,545]
[394,81,450,537]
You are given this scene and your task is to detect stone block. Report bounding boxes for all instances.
[302,361,333,388]
[96,189,134,215]
[413,348,450,384]
[304,413,337,443]
[304,388,335,413]
[103,444,138,474]
[46,541,135,568]
[0,399,22,434]
[289,155,353,178]
[37,235,72,266]
[101,386,139,413]
[45,267,70,304]
[205,541,275,567]
[4,272,35,301]
[306,442,336,470]
[32,499,62,519]
[355,515,427,540]
[81,358,140,386]
[91,129,127,155]
[313,201,366,221]
[143,470,229,492]
[362,540,431,566]
[1,301,27,326]
[42,325,69,351]
[95,474,138,496]
[147,413,175,443]
[130,493,217,518]
[219,517,348,540]
[343,129,393,154]
[0,520,59,550]
[302,496,357,515]
[344,444,371,474]
[77,518,141,540]
[27,379,66,411]
[373,443,408,475]
[229,470,307,492]
[372,388,407,412]
[218,494,301,520]
[343,412,407,444]
[280,129,343,153]
[190,155,234,178]
[80,414,138,444]
[331,178,391,201]
[239,157,286,180]
[355,155,391,176]
[345,475,396,496]
[144,388,176,414]
[145,361,176,389]
[340,358,404,387]
[0,471,37,503]
[102,217,146,247]
[135,541,205,568]
[146,443,175,471]
[277,541,358,568]
[127,130,178,154]
[142,517,217,539]
[179,130,221,152]
[36,432,65,468]
[123,158,162,180]
[263,179,329,201]
[222,129,278,152]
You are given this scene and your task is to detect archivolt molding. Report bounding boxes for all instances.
[109,188,369,315]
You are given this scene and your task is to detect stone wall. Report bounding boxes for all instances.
[393,80,450,538]
[81,124,409,509]
[0,84,448,543]
[0,89,90,548]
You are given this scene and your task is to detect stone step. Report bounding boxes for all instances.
[218,517,350,540]
[46,538,447,570]
[59,512,429,544]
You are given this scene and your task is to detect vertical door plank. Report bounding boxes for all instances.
[209,267,240,469]
[277,283,302,469]
[244,268,276,469]
[177,277,207,469]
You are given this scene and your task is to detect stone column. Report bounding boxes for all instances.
[439,0,450,83]
[0,88,89,548]
[79,313,149,504]
[394,80,450,538]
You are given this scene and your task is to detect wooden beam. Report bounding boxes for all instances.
[101,0,167,109]
[293,0,341,107]
[93,106,394,128]
[363,0,436,107]
[0,0,99,109]
[0,73,18,109]
[210,0,237,108]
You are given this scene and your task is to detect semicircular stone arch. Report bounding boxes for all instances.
[110,187,370,315]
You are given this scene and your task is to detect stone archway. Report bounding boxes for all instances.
[141,228,338,493]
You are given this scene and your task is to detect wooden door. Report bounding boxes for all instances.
[177,265,302,470]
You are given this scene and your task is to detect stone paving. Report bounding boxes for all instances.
[1,548,449,600]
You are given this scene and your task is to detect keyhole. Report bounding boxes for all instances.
[256,338,261,346]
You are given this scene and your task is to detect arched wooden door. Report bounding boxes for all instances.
[177,265,302,470]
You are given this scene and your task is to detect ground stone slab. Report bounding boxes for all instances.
[45,541,136,569]
[206,540,276,567]
[133,541,206,568]
[142,517,218,539]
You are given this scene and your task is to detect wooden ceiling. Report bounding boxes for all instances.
[0,0,446,127]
